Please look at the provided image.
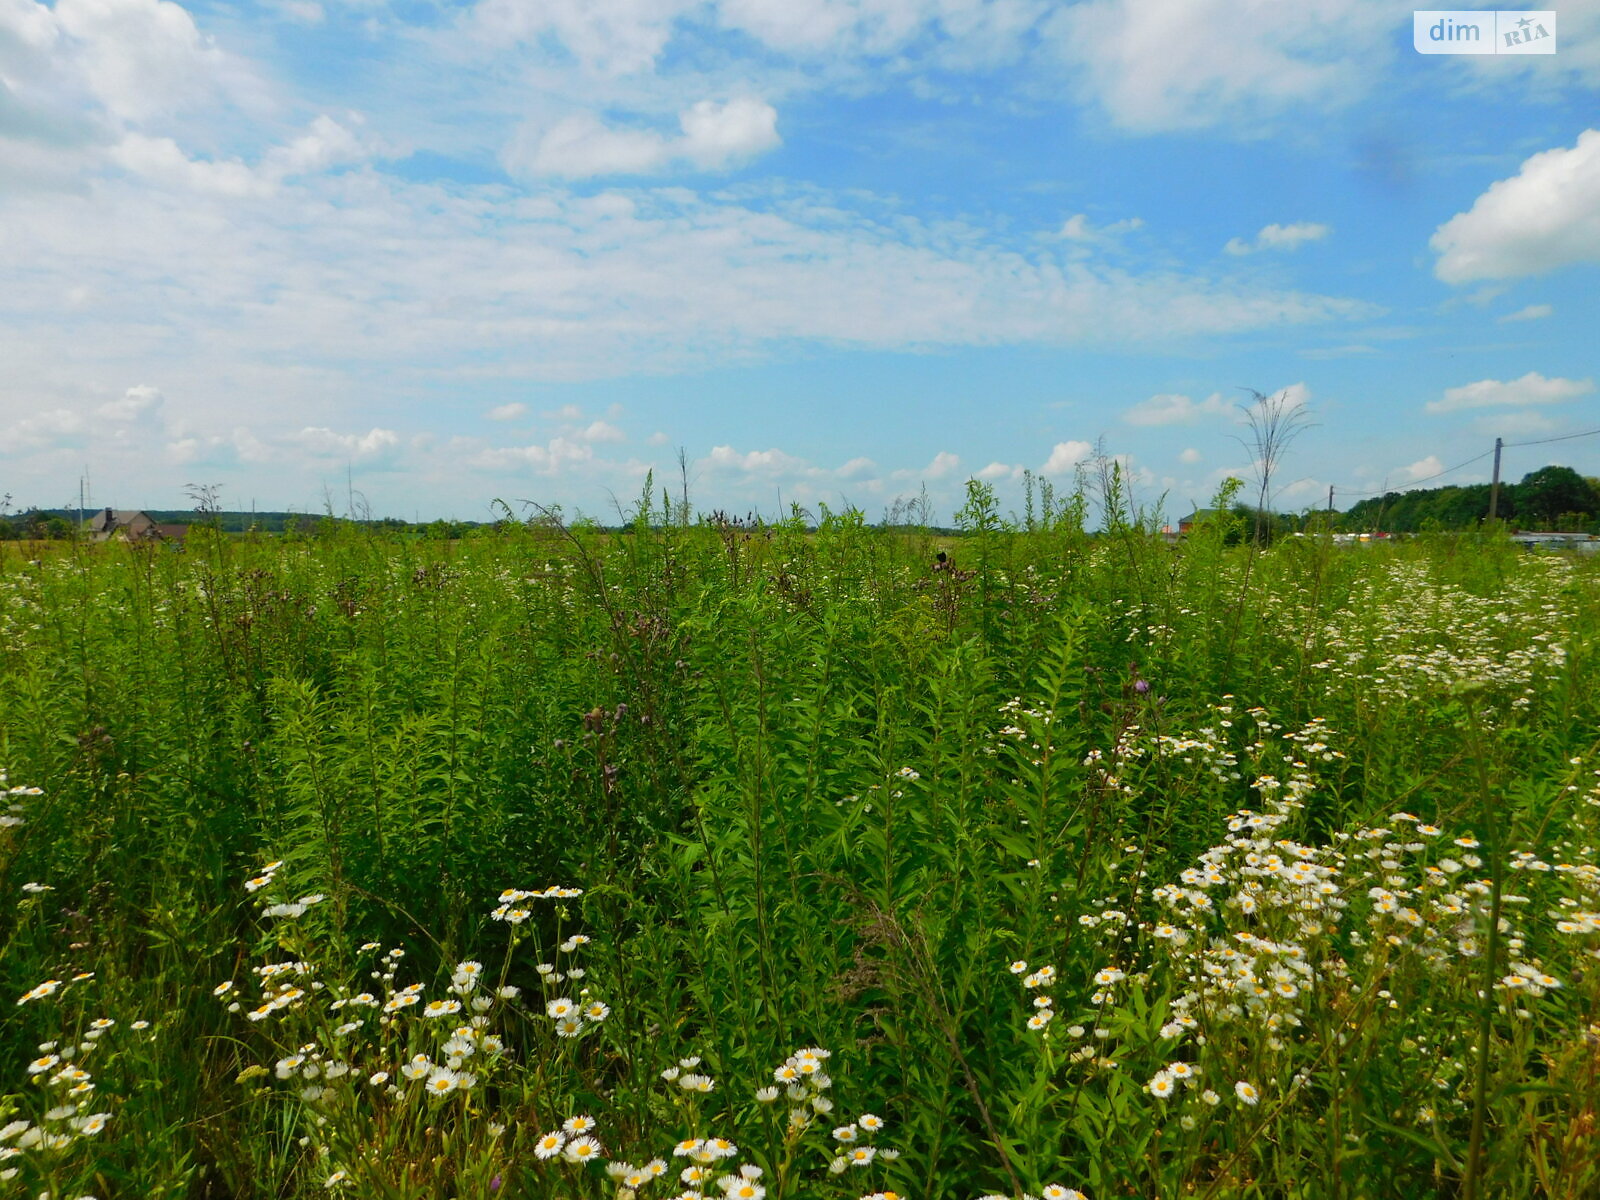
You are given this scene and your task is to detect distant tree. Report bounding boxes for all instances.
[1512,466,1599,528]
[1338,466,1596,533]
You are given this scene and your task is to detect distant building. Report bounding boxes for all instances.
[86,508,186,544]
[1178,509,1225,535]
[1511,532,1599,555]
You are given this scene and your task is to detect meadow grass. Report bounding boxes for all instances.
[2,501,1598,1199]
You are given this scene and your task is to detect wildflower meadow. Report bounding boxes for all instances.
[3,485,1598,1199]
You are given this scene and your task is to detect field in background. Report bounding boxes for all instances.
[3,499,1599,1200]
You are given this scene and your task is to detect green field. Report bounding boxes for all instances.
[3,503,1598,1200]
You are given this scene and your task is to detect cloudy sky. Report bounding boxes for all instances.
[2,0,1597,522]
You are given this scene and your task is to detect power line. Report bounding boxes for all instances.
[1321,428,1599,508]
[1329,448,1495,500]
[1505,426,1600,449]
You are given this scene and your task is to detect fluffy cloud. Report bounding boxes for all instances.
[1058,214,1145,241]
[487,403,528,421]
[836,456,876,480]
[1426,372,1595,414]
[1043,0,1394,132]
[96,384,164,421]
[109,116,374,196]
[476,436,595,472]
[292,426,403,460]
[1041,440,1093,474]
[1432,130,1600,283]
[510,97,780,178]
[1498,304,1553,323]
[703,444,808,474]
[1224,222,1330,255]
[1122,391,1232,426]
[51,0,261,125]
[109,133,270,196]
[1,408,87,451]
[1179,447,1202,464]
[1396,455,1444,483]
[580,420,626,443]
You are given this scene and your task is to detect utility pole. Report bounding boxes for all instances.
[1327,485,1335,516]
[1488,437,1503,521]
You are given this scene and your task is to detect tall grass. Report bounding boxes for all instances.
[1,511,1597,1199]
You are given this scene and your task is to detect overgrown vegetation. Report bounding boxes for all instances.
[2,482,1598,1200]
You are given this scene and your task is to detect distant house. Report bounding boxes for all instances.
[1177,508,1225,535]
[86,508,187,544]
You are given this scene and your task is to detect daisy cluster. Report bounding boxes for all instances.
[993,697,1056,767]
[565,1046,900,1200]
[223,937,516,1105]
[765,1045,835,1133]
[1,1008,136,1187]
[1305,559,1571,708]
[537,1097,742,1197]
[221,871,611,1189]
[827,1109,898,1176]
[1010,704,1591,1137]
[1,766,43,831]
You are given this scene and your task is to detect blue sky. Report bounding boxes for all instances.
[1,0,1596,523]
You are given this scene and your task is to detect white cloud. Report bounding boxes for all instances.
[679,97,781,168]
[1397,455,1444,483]
[1179,446,1202,464]
[647,431,671,446]
[1498,304,1553,323]
[0,167,1374,419]
[1258,380,1311,414]
[1432,130,1600,283]
[1298,343,1377,360]
[263,115,370,179]
[487,403,528,421]
[1,408,87,451]
[110,134,271,197]
[1043,0,1394,132]
[580,420,626,443]
[836,456,876,479]
[52,0,261,125]
[1426,372,1594,414]
[516,114,670,178]
[110,116,374,196]
[476,435,595,472]
[96,384,164,421]
[924,450,960,479]
[703,444,809,474]
[1224,222,1330,255]
[465,0,1043,76]
[1471,411,1557,438]
[266,0,323,23]
[292,426,402,460]
[511,96,780,178]
[1123,391,1232,426]
[1058,213,1144,242]
[468,0,686,75]
[977,460,1019,480]
[1041,440,1093,474]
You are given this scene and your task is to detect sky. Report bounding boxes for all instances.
[1,0,1597,524]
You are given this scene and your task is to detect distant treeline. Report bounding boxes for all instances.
[1338,465,1600,534]
[3,462,1596,541]
[0,509,492,540]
